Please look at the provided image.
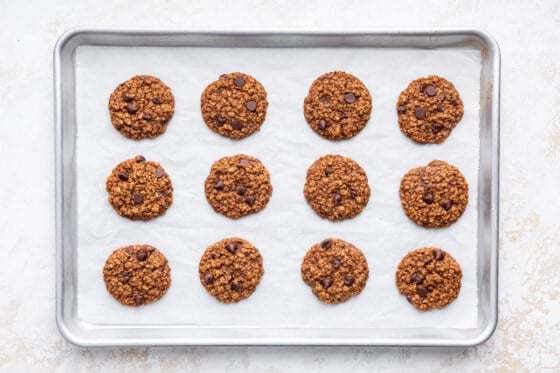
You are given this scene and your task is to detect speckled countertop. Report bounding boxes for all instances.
[0,0,558,371]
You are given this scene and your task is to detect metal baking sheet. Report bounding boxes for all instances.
[54,28,500,346]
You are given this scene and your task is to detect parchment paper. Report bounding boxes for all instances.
[74,45,480,329]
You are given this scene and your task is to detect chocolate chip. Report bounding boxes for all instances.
[134,295,145,305]
[132,192,144,204]
[151,97,161,105]
[245,195,256,206]
[451,99,458,106]
[425,85,437,97]
[155,168,164,178]
[135,155,145,163]
[136,249,147,261]
[122,274,131,283]
[417,285,428,298]
[432,123,444,133]
[320,239,332,249]
[230,281,242,291]
[424,257,433,266]
[334,193,342,204]
[118,171,129,181]
[398,104,407,113]
[318,119,327,130]
[406,296,413,304]
[236,185,246,195]
[331,259,341,269]
[325,166,334,176]
[204,273,214,284]
[439,92,446,101]
[321,278,333,288]
[422,193,434,204]
[226,242,238,253]
[246,100,257,112]
[436,105,444,112]
[126,104,138,114]
[233,76,245,87]
[420,179,430,189]
[216,117,225,127]
[122,95,133,102]
[239,158,250,165]
[440,199,452,211]
[350,190,358,198]
[434,249,445,261]
[414,107,426,119]
[344,276,355,286]
[215,180,225,190]
[142,113,152,120]
[410,272,422,283]
[319,96,329,104]
[344,93,356,103]
[232,121,243,130]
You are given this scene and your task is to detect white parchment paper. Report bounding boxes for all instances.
[74,45,480,329]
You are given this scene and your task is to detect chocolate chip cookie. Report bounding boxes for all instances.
[199,237,264,303]
[399,160,468,228]
[301,238,369,304]
[304,154,370,221]
[396,75,464,144]
[103,244,171,307]
[106,155,173,221]
[201,72,268,139]
[108,75,175,140]
[204,154,273,219]
[395,247,462,311]
[304,71,372,140]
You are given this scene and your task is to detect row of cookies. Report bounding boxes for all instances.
[103,239,463,311]
[108,72,464,144]
[106,154,469,228]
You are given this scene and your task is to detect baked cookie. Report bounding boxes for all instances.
[106,155,173,221]
[103,244,171,307]
[108,75,175,140]
[201,72,268,139]
[301,238,369,304]
[395,247,462,311]
[399,160,468,228]
[204,154,273,219]
[199,237,264,303]
[304,71,372,140]
[304,154,370,221]
[396,75,464,144]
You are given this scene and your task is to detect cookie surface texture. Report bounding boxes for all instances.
[108,75,175,140]
[204,154,273,219]
[301,238,369,304]
[395,247,462,311]
[106,155,174,221]
[304,71,372,140]
[396,75,464,144]
[399,160,468,228]
[201,72,268,139]
[103,244,171,307]
[304,154,370,221]
[199,237,264,303]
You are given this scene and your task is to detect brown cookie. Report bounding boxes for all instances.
[106,155,173,221]
[108,75,175,140]
[103,244,171,307]
[304,71,372,140]
[304,154,370,221]
[399,160,468,228]
[397,75,464,144]
[199,237,264,303]
[395,247,462,311]
[204,154,272,219]
[201,72,268,139]
[301,238,369,304]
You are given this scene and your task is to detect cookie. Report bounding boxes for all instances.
[204,154,273,219]
[301,238,369,304]
[103,244,171,307]
[399,160,468,228]
[304,154,370,221]
[395,247,462,311]
[396,75,464,144]
[199,237,264,303]
[108,75,175,140]
[201,72,268,139]
[304,71,372,140]
[106,155,173,221]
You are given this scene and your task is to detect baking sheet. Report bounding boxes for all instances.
[74,45,480,329]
